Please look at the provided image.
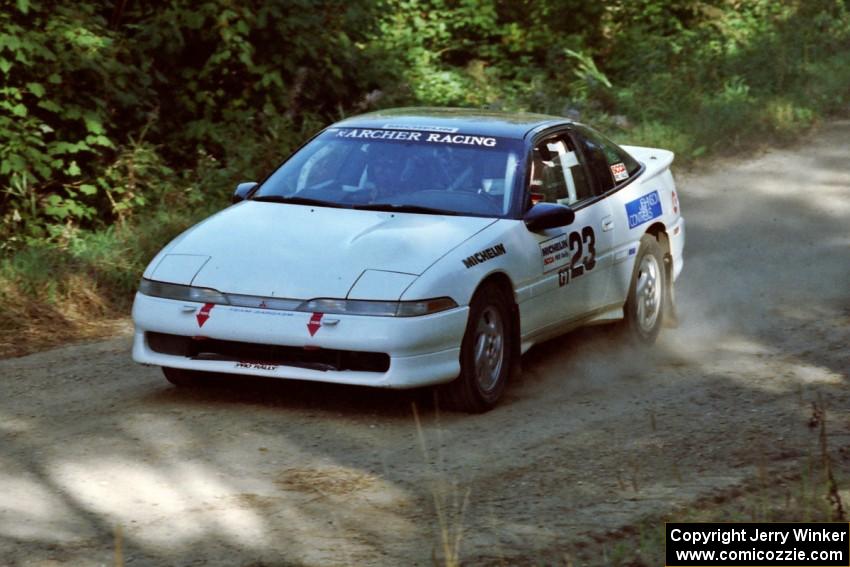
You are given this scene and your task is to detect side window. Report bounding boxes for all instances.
[529,136,593,206]
[574,126,641,194]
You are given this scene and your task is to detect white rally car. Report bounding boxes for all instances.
[132,108,684,412]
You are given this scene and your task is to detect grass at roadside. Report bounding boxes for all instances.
[563,404,849,567]
[0,208,205,357]
[605,50,850,166]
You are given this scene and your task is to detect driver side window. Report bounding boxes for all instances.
[530,136,593,207]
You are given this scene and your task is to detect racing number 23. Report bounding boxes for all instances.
[559,226,596,286]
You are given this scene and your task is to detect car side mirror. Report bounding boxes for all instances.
[232,181,258,203]
[523,202,575,232]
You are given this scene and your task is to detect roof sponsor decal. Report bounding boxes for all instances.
[462,243,506,269]
[332,128,498,147]
[625,190,663,229]
[381,124,459,133]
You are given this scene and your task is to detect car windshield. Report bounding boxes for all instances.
[254,127,524,216]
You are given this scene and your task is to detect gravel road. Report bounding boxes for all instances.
[2,122,849,566]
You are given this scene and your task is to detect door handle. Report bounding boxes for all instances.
[601,216,614,232]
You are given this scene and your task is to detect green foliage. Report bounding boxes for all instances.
[0,0,385,244]
[601,0,850,156]
[0,0,155,246]
[1,0,850,341]
[4,0,848,243]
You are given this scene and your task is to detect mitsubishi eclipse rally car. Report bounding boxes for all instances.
[132,108,685,412]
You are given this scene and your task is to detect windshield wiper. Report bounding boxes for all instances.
[251,195,347,208]
[353,203,459,215]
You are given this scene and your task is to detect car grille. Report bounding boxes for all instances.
[146,332,390,373]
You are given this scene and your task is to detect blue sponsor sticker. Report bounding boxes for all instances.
[625,191,663,229]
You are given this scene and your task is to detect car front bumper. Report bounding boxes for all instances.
[132,293,468,389]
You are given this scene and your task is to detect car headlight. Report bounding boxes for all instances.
[138,279,230,304]
[138,279,458,317]
[296,297,458,317]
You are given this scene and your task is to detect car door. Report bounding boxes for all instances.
[569,125,645,308]
[521,130,615,328]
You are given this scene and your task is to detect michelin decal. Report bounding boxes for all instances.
[462,243,507,269]
[539,233,571,272]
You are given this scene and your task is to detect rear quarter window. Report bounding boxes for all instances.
[575,126,641,193]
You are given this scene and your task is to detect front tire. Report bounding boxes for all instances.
[441,283,514,413]
[622,234,666,345]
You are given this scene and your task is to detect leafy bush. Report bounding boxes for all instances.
[0,0,386,244]
[1,0,849,352]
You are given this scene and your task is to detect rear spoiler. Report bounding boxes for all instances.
[621,145,675,181]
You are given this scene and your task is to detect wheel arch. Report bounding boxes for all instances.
[645,222,672,271]
[645,222,669,248]
[473,271,522,378]
[475,270,515,299]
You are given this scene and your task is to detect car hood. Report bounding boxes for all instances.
[151,201,496,299]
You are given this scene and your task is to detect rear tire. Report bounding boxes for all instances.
[440,283,514,413]
[622,234,666,345]
[162,367,205,387]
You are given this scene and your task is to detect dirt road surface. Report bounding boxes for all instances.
[2,122,849,566]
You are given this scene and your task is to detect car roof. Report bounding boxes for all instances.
[332,107,571,139]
